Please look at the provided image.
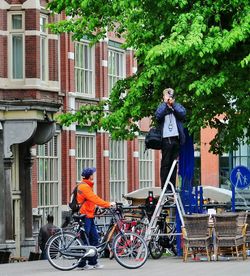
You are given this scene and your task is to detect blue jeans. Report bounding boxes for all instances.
[78,217,99,267]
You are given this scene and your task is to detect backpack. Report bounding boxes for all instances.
[69,182,87,213]
[145,127,162,151]
[68,185,80,213]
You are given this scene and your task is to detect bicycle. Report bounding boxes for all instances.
[130,205,177,259]
[46,206,148,270]
[148,211,177,259]
[95,205,139,257]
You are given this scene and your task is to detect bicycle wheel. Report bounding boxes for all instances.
[112,232,148,269]
[148,237,165,259]
[47,231,82,271]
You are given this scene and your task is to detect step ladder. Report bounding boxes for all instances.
[144,159,185,244]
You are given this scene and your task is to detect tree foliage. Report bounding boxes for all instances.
[47,0,250,154]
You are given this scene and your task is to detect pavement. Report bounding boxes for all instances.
[1,256,250,276]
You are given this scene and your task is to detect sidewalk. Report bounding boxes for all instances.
[1,256,250,276]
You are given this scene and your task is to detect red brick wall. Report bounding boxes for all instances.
[95,42,101,98]
[0,9,7,30]
[59,33,68,95]
[0,89,61,101]
[25,9,38,31]
[96,133,110,200]
[61,130,76,204]
[0,9,7,78]
[49,39,59,81]
[155,151,161,187]
[0,89,35,99]
[200,128,219,187]
[59,31,77,203]
[0,36,7,78]
[25,36,40,78]
[68,35,75,93]
[126,50,133,76]
[102,41,109,98]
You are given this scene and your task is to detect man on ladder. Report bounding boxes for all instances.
[144,88,187,254]
[155,87,186,191]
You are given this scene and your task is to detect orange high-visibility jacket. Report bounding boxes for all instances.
[77,179,110,218]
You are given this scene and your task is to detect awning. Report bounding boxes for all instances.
[124,187,161,200]
[202,186,232,203]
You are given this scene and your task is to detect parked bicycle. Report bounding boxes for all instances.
[95,206,139,259]
[46,206,148,270]
[130,205,177,259]
[148,211,177,259]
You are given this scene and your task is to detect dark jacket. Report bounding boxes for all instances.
[155,102,186,145]
[38,223,58,251]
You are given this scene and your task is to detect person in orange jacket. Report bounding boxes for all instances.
[76,167,115,270]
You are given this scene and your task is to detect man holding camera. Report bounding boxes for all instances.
[155,88,186,190]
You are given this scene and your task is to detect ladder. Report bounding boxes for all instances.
[144,159,185,244]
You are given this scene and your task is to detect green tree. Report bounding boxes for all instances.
[47,0,250,154]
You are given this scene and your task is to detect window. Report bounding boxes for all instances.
[194,149,201,186]
[219,153,230,188]
[76,134,95,182]
[37,135,60,225]
[75,42,94,96]
[9,13,24,79]
[139,138,154,188]
[40,16,48,81]
[108,48,125,93]
[233,143,250,168]
[109,139,126,202]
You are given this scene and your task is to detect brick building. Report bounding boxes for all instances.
[0,0,160,256]
[1,0,249,258]
[0,0,62,256]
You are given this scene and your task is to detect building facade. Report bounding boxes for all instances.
[0,0,62,256]
[1,0,249,258]
[0,0,159,256]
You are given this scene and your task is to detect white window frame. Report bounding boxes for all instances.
[108,47,125,95]
[74,41,95,97]
[109,139,127,202]
[138,137,155,188]
[8,12,25,80]
[40,15,48,82]
[37,134,61,226]
[75,133,96,183]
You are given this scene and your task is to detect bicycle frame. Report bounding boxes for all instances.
[54,207,126,259]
